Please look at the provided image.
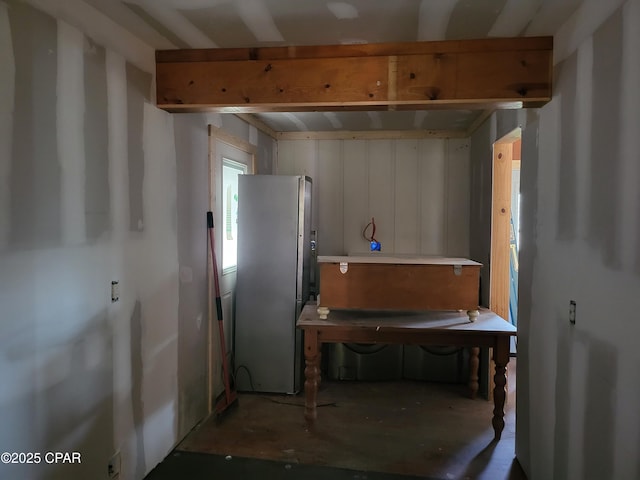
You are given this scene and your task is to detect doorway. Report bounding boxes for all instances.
[490,129,521,354]
[207,126,255,409]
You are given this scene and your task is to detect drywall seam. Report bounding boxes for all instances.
[236,0,284,42]
[323,112,343,129]
[283,112,309,131]
[367,112,382,130]
[57,21,87,245]
[417,0,456,41]
[574,39,593,242]
[554,0,627,64]
[619,0,640,270]
[0,2,14,250]
[25,0,154,73]
[488,0,543,37]
[128,0,217,48]
[106,50,130,238]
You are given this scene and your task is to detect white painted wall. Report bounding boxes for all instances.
[471,1,640,478]
[0,2,275,479]
[277,138,470,259]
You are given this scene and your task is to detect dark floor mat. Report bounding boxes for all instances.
[144,451,437,480]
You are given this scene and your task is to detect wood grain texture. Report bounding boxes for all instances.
[490,142,513,321]
[156,37,552,112]
[297,303,515,438]
[318,262,480,311]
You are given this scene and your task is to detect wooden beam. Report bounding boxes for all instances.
[156,37,553,113]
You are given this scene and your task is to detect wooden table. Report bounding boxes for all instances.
[296,303,517,440]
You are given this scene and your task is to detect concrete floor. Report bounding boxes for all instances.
[174,359,524,480]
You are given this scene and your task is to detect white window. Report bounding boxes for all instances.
[221,158,247,271]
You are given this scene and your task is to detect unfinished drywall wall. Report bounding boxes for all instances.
[256,129,276,174]
[589,10,624,269]
[173,114,209,440]
[8,1,61,248]
[277,138,470,259]
[556,52,578,242]
[514,115,539,477]
[0,1,278,479]
[0,4,175,480]
[83,37,110,241]
[126,63,151,233]
[470,1,640,478]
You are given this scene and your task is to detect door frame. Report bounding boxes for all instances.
[484,128,521,400]
[207,125,256,412]
[490,128,521,321]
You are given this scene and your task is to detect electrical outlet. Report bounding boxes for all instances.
[569,300,576,325]
[108,451,121,479]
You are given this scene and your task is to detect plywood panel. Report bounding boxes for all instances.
[317,140,344,255]
[419,139,446,254]
[446,139,471,257]
[490,142,512,321]
[368,140,394,252]
[394,140,420,253]
[319,262,480,311]
[342,141,368,254]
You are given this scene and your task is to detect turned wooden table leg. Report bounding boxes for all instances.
[492,337,511,440]
[303,329,320,428]
[468,346,480,399]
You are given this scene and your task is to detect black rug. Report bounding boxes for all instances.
[144,451,436,480]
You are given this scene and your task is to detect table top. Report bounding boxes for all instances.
[317,254,482,266]
[297,303,516,336]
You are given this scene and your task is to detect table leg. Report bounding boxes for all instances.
[303,330,320,428]
[492,337,511,440]
[468,347,480,399]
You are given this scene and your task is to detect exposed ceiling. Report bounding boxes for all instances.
[257,110,483,134]
[85,0,585,134]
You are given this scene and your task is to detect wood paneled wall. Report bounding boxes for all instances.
[277,138,470,258]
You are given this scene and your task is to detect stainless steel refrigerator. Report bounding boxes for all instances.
[234,175,312,394]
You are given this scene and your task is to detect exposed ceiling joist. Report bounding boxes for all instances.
[155,36,553,113]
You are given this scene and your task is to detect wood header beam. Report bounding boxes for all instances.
[156,37,552,113]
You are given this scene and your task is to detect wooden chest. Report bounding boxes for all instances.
[317,255,481,312]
